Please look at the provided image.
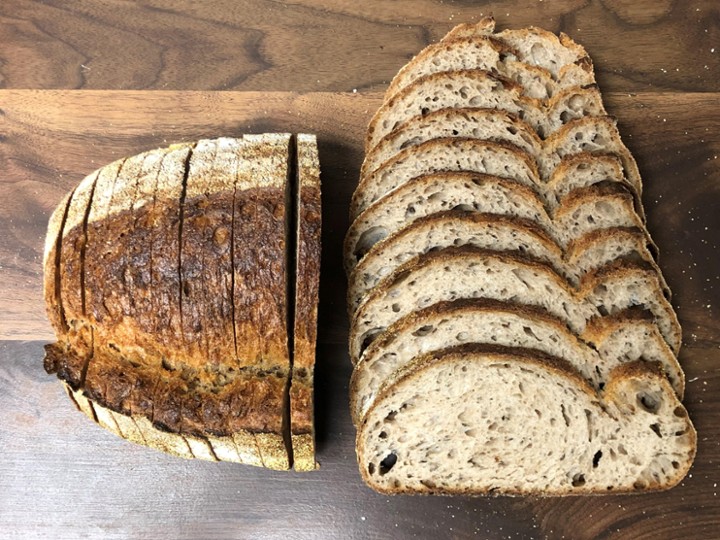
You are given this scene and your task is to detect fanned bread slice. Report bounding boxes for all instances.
[566,227,667,295]
[347,212,563,314]
[365,70,544,153]
[542,116,642,195]
[581,260,681,354]
[385,37,570,101]
[351,137,541,221]
[291,134,322,471]
[440,20,593,78]
[349,246,597,363]
[349,299,599,425]
[360,108,542,180]
[582,308,684,397]
[546,153,641,213]
[357,345,695,495]
[386,28,595,101]
[541,85,607,139]
[384,36,515,101]
[552,183,645,248]
[345,172,552,275]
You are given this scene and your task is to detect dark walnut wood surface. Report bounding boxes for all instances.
[1,2,719,539]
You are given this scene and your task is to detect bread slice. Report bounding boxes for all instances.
[347,212,563,314]
[581,260,681,354]
[351,137,541,220]
[582,307,684,397]
[349,246,597,363]
[365,70,544,153]
[349,298,599,425]
[542,116,642,195]
[566,227,667,295]
[552,182,645,248]
[291,134,322,471]
[43,190,74,337]
[541,84,607,139]
[345,172,552,275]
[385,37,575,101]
[360,108,542,180]
[546,153,641,213]
[443,19,597,88]
[385,26,595,100]
[357,344,695,495]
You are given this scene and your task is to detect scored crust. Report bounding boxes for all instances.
[45,135,303,470]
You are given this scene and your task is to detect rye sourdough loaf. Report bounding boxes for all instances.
[347,17,694,495]
[43,135,321,470]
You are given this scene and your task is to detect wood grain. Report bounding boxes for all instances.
[2,1,720,536]
[1,89,719,539]
[0,0,718,93]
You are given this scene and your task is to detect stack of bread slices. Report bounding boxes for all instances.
[346,18,696,495]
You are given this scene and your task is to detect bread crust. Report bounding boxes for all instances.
[291,134,322,471]
[44,136,305,469]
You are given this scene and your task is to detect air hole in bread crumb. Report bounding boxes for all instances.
[379,453,397,475]
[593,450,603,468]
[385,410,398,422]
[379,431,387,439]
[412,325,435,337]
[671,461,680,469]
[649,423,662,438]
[368,463,375,475]
[633,480,647,490]
[572,473,586,487]
[673,406,687,418]
[456,331,469,342]
[637,392,661,413]
[391,303,401,313]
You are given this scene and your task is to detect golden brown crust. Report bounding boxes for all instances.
[45,137,299,469]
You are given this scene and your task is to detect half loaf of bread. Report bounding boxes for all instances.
[43,134,321,470]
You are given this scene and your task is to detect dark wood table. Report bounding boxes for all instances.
[1,2,719,538]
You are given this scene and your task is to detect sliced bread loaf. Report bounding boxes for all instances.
[345,172,551,275]
[347,212,563,314]
[357,345,695,495]
[351,137,541,220]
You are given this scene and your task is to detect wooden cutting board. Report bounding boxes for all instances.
[1,90,719,539]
